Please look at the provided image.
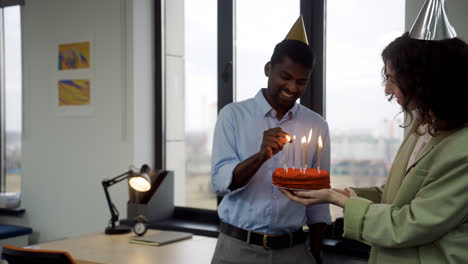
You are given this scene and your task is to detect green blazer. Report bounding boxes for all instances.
[343,125,468,264]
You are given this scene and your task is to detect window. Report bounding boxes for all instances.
[168,0,325,213]
[235,0,300,102]
[325,0,405,220]
[1,5,22,193]
[180,0,302,210]
[181,0,218,210]
[174,0,302,210]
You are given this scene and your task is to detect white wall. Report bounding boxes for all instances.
[1,0,154,244]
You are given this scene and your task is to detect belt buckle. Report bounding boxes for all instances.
[262,234,279,250]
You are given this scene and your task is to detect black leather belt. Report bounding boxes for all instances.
[220,221,308,250]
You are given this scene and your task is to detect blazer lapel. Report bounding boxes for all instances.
[382,124,464,204]
[381,132,418,204]
[404,130,452,174]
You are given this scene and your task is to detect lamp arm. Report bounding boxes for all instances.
[102,170,132,187]
[102,182,120,228]
[101,170,132,228]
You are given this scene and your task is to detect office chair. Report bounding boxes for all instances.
[2,245,76,264]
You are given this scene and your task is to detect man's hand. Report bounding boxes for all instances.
[259,127,291,160]
[229,128,290,191]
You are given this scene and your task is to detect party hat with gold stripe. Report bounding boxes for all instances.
[285,15,309,45]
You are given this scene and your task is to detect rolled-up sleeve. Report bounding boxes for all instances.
[342,197,372,241]
[211,106,241,196]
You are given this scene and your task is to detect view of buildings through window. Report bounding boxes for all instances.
[181,1,405,212]
[326,0,405,220]
[3,6,22,193]
[183,0,218,209]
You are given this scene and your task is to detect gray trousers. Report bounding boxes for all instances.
[211,232,317,264]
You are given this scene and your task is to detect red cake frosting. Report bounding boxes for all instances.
[273,168,330,190]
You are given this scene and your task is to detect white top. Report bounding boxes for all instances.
[407,124,432,170]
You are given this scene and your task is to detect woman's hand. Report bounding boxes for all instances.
[279,188,349,208]
[279,189,331,205]
[331,187,358,197]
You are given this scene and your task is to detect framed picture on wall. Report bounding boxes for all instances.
[55,36,95,116]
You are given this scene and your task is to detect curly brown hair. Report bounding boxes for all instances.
[381,32,468,135]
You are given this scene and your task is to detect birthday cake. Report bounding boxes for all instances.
[273,168,330,190]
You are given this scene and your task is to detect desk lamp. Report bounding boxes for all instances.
[102,164,152,234]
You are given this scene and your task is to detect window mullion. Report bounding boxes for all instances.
[301,0,326,118]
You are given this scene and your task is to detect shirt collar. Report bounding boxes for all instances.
[254,89,299,119]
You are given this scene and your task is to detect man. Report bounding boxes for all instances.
[211,16,331,264]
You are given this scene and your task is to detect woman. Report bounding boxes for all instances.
[280,33,468,263]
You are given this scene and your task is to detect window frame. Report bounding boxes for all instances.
[0,6,5,193]
[0,0,24,193]
[154,0,164,171]
[0,0,24,8]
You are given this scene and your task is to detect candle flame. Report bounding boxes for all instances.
[286,135,291,143]
[301,136,306,144]
[293,135,296,141]
[307,128,312,143]
[318,136,323,148]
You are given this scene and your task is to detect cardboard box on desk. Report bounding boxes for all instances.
[127,170,174,222]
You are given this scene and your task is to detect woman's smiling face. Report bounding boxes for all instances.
[384,63,405,106]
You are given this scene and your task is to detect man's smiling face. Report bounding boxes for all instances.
[264,56,312,115]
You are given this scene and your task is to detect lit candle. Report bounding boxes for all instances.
[284,135,291,172]
[305,128,312,171]
[317,136,323,174]
[300,138,303,171]
[301,136,306,173]
[292,135,296,170]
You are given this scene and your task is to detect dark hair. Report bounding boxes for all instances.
[270,39,315,70]
[381,32,468,134]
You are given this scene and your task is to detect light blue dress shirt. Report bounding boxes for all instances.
[211,89,331,234]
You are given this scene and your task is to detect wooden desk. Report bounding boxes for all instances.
[36,230,217,264]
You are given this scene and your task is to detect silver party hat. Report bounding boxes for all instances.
[409,0,457,40]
